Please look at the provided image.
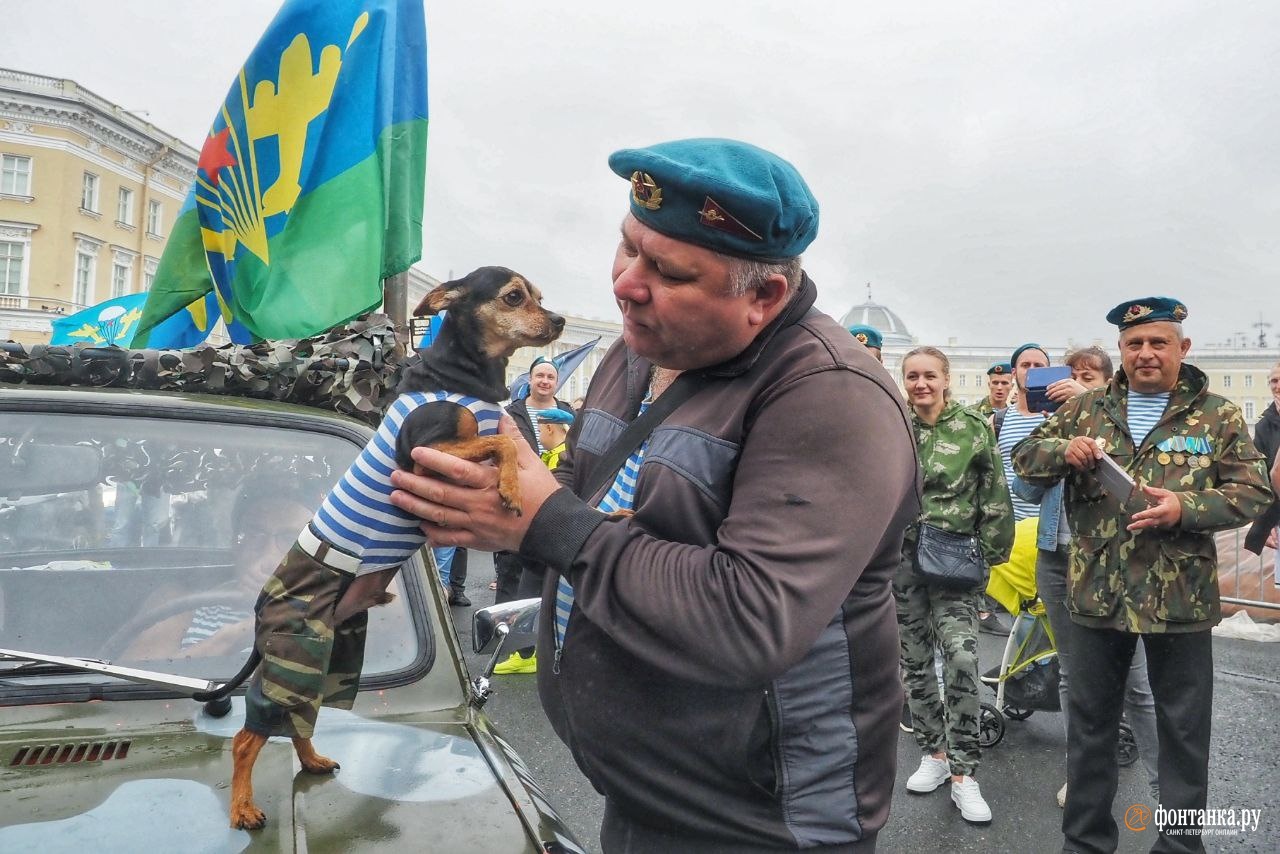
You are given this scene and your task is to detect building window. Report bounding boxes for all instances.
[959,374,967,388]
[147,200,163,236]
[81,172,100,212]
[111,261,130,298]
[74,252,95,306]
[1,240,24,296]
[1,154,32,196]
[1245,400,1256,421]
[1222,374,1232,389]
[116,187,134,226]
[1244,375,1253,389]
[143,258,158,292]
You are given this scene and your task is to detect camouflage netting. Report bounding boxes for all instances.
[0,314,412,427]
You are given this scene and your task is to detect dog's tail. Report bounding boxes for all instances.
[190,649,261,702]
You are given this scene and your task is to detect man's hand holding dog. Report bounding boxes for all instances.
[390,416,559,552]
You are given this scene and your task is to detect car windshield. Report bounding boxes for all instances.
[0,410,423,684]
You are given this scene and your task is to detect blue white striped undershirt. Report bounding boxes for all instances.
[554,400,650,650]
[1127,391,1170,448]
[998,407,1046,521]
[311,391,503,575]
[181,604,252,649]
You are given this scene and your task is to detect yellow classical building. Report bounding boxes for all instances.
[0,68,200,344]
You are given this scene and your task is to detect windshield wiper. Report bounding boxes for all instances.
[0,647,224,694]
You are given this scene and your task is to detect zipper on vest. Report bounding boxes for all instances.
[552,646,563,675]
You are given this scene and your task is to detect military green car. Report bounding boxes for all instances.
[0,386,581,853]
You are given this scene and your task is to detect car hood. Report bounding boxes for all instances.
[0,698,554,852]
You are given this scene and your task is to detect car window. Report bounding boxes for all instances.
[0,411,422,684]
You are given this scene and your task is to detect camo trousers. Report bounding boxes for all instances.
[893,553,982,776]
[244,544,368,739]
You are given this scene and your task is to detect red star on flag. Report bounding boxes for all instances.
[198,127,238,187]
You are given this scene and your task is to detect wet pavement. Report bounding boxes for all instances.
[451,551,1279,853]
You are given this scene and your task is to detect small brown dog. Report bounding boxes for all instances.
[215,266,562,829]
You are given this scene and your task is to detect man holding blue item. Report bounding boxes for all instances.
[391,137,920,853]
[1013,297,1273,854]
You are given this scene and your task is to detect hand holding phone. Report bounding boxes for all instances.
[1024,365,1073,413]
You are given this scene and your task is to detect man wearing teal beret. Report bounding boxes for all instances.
[1013,297,1272,852]
[389,138,919,852]
[847,325,884,362]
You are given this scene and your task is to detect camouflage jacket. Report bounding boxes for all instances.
[911,401,1015,566]
[968,398,996,420]
[1012,363,1273,633]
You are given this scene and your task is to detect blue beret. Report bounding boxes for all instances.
[608,138,819,260]
[846,325,883,349]
[987,362,1012,376]
[533,408,575,425]
[1105,296,1188,329]
[1011,343,1049,367]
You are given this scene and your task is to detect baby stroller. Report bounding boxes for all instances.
[978,595,1138,768]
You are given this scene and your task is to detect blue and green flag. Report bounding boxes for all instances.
[135,0,428,346]
[50,291,221,349]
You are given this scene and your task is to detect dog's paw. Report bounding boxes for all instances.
[299,753,340,775]
[230,802,267,830]
[498,492,523,516]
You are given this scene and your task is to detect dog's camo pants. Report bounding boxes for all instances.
[244,544,368,739]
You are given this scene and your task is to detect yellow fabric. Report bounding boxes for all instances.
[986,516,1040,616]
[541,442,567,470]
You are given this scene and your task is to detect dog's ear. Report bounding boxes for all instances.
[412,284,459,317]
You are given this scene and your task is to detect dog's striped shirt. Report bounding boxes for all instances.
[311,391,503,575]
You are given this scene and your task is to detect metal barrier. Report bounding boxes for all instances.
[1216,526,1278,616]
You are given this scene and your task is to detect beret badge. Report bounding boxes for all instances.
[992,365,1004,374]
[854,332,869,344]
[1123,303,1154,323]
[629,171,663,211]
[1172,303,1188,321]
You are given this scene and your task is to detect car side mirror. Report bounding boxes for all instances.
[469,598,540,708]
[471,597,540,655]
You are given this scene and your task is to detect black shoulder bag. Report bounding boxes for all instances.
[912,523,987,590]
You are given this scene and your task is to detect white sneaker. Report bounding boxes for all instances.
[905,755,950,793]
[951,776,992,823]
[1057,781,1067,809]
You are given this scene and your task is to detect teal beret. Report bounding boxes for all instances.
[987,362,1012,376]
[846,325,883,349]
[1105,297,1188,329]
[533,408,575,425]
[608,138,819,260]
[1011,343,1049,367]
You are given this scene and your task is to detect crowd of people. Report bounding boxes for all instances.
[386,137,1279,854]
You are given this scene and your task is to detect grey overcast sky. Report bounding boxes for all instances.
[4,1,1278,349]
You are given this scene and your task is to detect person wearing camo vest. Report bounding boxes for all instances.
[896,346,1014,825]
[1013,297,1273,854]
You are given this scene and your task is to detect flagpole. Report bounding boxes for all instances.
[383,272,408,329]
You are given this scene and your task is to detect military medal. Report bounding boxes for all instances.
[1158,452,1172,465]
[1172,453,1186,466]
[1197,455,1211,469]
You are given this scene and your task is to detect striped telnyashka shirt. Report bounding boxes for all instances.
[311,391,503,575]
[554,401,650,650]
[1127,391,1170,448]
